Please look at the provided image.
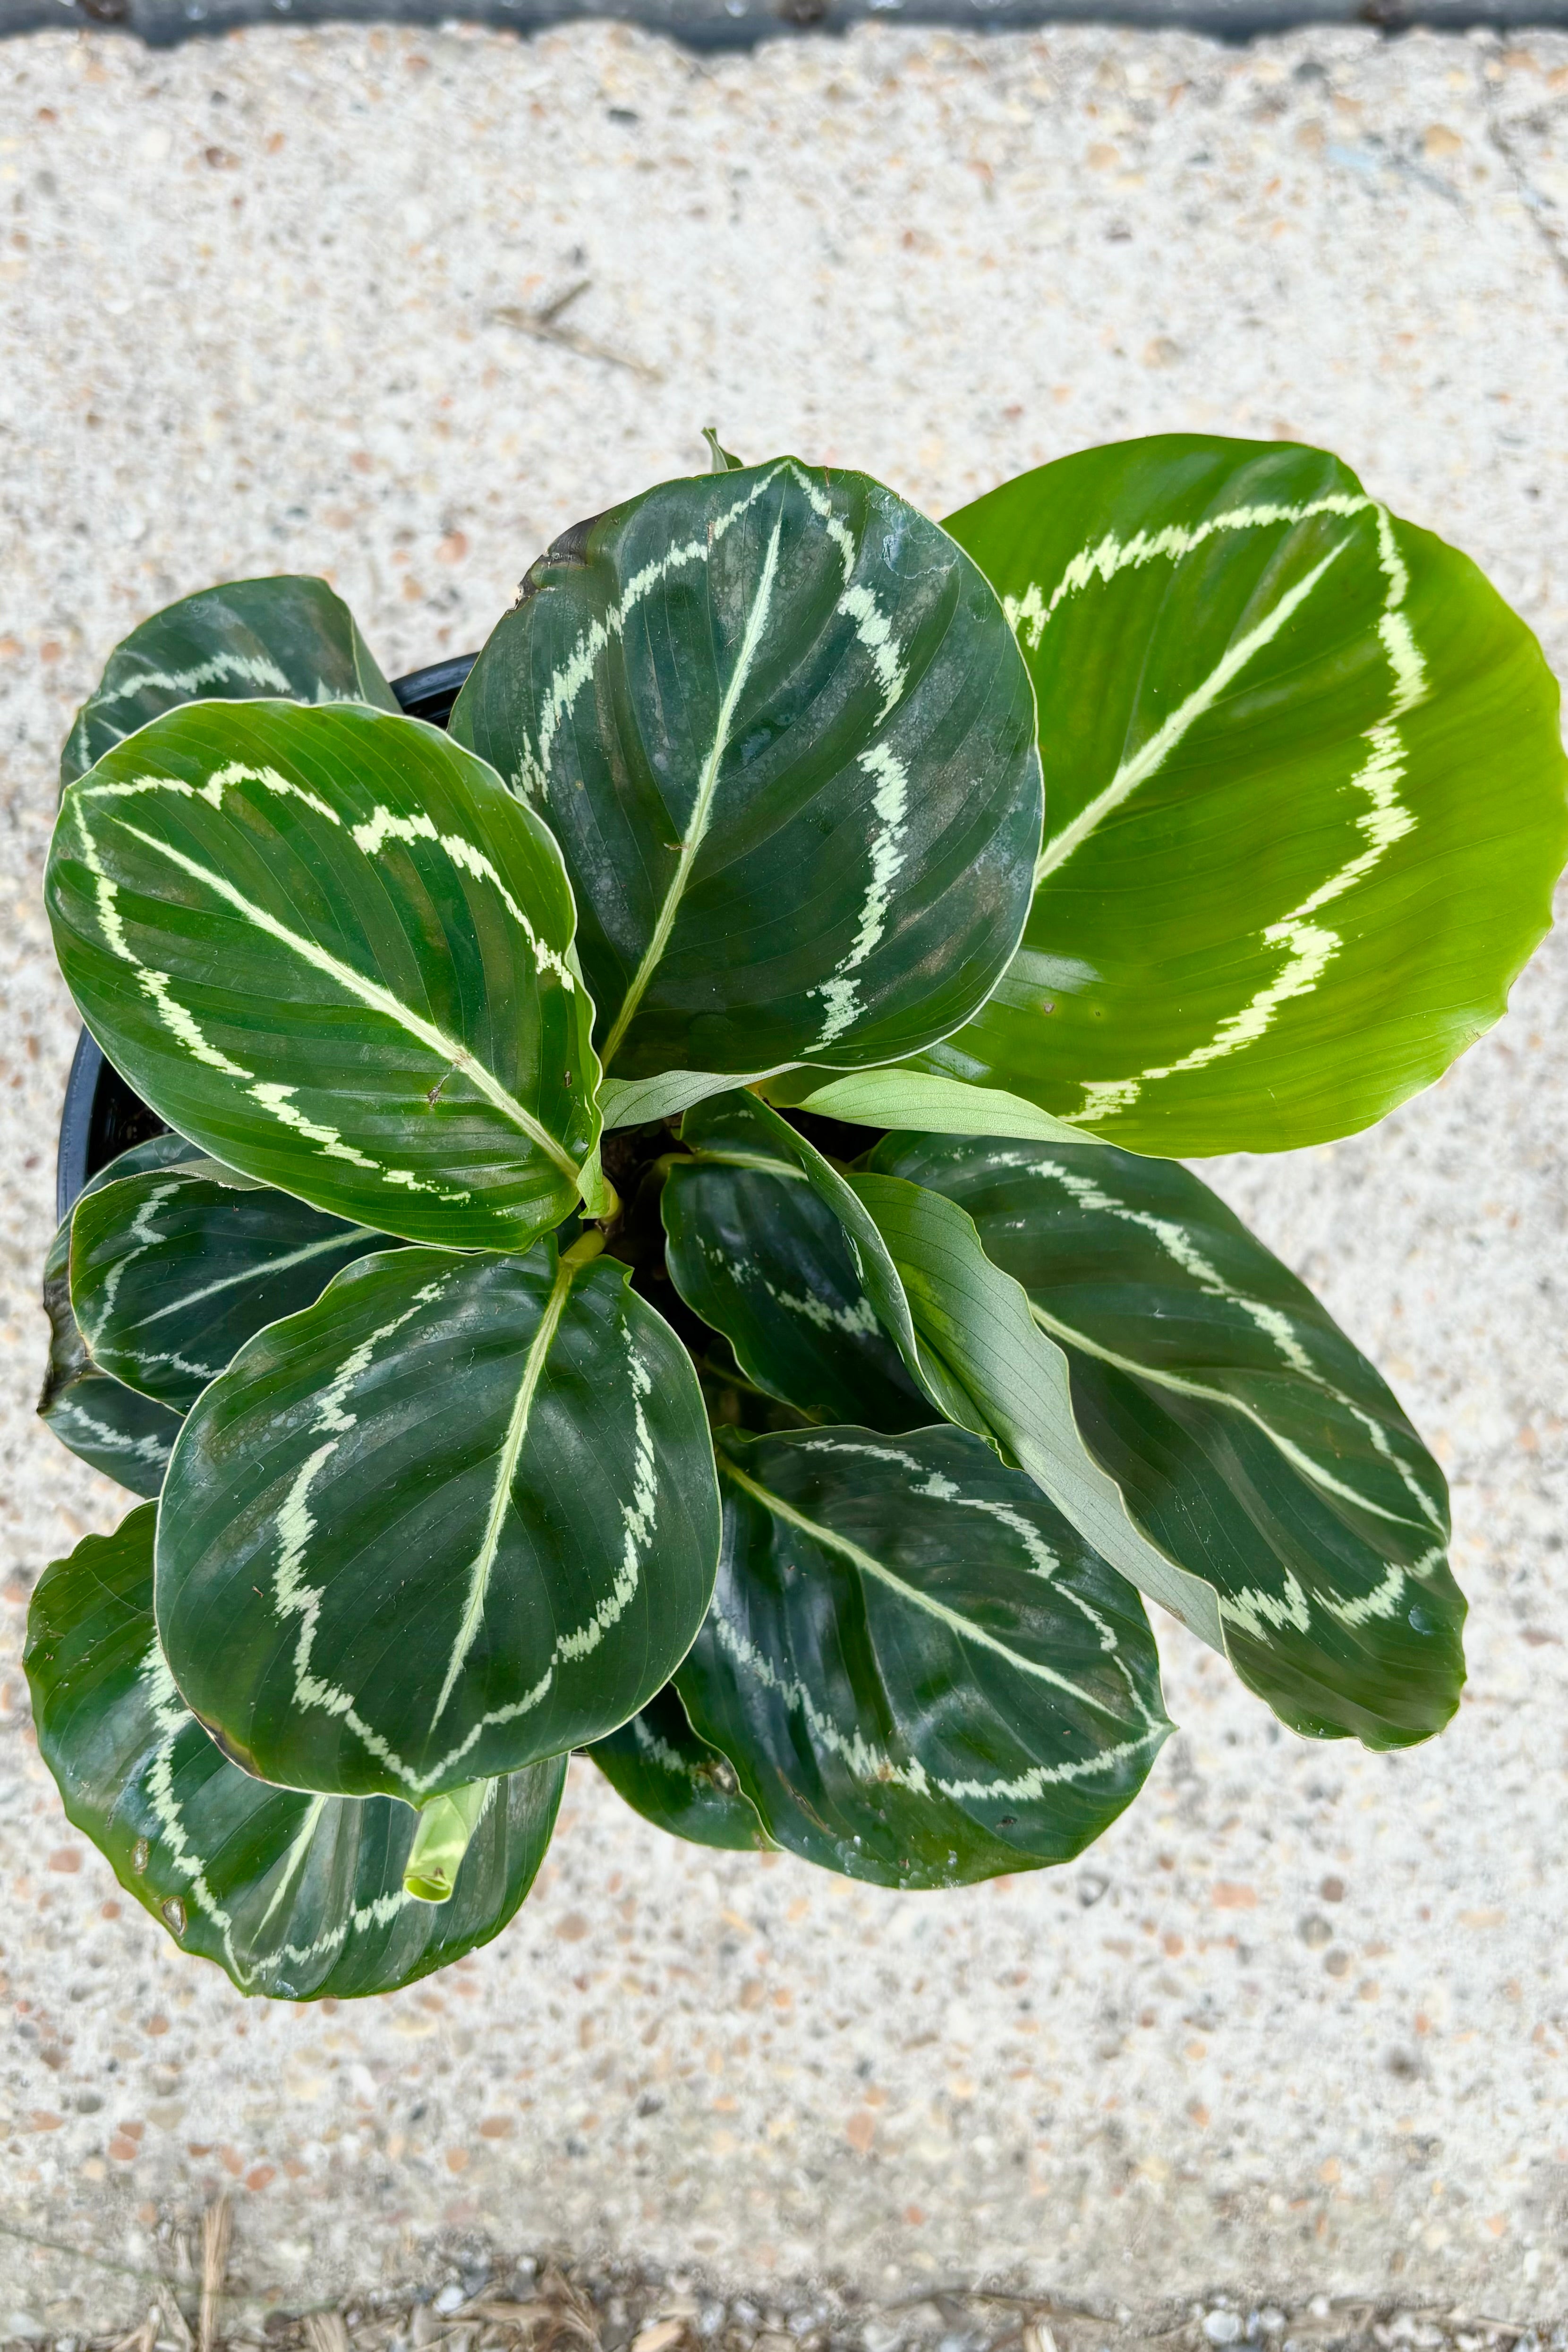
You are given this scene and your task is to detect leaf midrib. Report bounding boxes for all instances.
[1026,1298,1428,1530]
[122,1224,379,1333]
[101,810,583,1185]
[1031,536,1353,889]
[719,1453,1122,1720]
[428,1253,580,1731]
[599,505,787,1070]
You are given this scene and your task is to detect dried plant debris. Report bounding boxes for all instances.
[5,2243,1568,2352]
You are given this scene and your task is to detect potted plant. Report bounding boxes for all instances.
[27,430,1568,2000]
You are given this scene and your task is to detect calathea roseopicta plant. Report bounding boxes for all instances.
[28,433,1568,2002]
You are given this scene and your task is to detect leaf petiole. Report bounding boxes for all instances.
[404,1781,491,1904]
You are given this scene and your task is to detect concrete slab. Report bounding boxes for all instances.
[1,13,1567,2334]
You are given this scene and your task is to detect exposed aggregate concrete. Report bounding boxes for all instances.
[0,12,1567,2337]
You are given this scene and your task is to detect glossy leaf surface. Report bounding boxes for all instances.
[26,1508,564,2001]
[846,1167,1227,1647]
[761,1063,1097,1145]
[929,435,1568,1152]
[875,1133,1466,1747]
[677,1425,1169,1887]
[61,574,400,788]
[71,1164,389,1412]
[663,1092,929,1432]
[39,1135,203,1495]
[157,1241,720,1800]
[47,699,599,1250]
[451,457,1041,1082]
[587,1684,771,1852]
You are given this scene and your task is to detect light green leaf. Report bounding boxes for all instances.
[676,1425,1169,1888]
[71,1166,390,1413]
[156,1238,720,1801]
[61,574,399,789]
[845,1169,1226,1649]
[760,1064,1099,1146]
[39,1135,205,1496]
[587,1684,772,1853]
[25,1508,564,2001]
[46,699,601,1250]
[929,435,1568,1153]
[598,1066,796,1130]
[451,457,1041,1083]
[872,1133,1466,1748]
[663,1094,930,1433]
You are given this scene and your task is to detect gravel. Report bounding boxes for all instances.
[1,10,1567,2337]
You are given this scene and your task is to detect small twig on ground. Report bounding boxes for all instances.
[159,2283,197,2352]
[305,2315,353,2352]
[488,281,663,382]
[200,2196,231,2352]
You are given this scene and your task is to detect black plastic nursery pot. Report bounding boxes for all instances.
[54,653,477,1224]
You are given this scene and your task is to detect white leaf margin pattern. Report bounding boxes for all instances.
[136,1637,479,1996]
[65,750,588,1196]
[255,1262,665,1798]
[971,1150,1453,1649]
[1006,493,1429,1126]
[511,460,921,1066]
[714,1434,1167,1807]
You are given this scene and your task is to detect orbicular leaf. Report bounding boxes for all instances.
[39,1134,205,1495]
[46,699,601,1249]
[61,574,400,789]
[26,1508,564,2001]
[924,435,1568,1153]
[156,1239,720,1800]
[676,1424,1170,1888]
[662,1091,930,1432]
[70,1163,391,1413]
[450,457,1042,1084]
[871,1134,1466,1748]
[586,1684,771,1853]
[844,1167,1227,1647]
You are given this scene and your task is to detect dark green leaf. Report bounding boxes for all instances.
[71,1163,391,1412]
[587,1684,771,1853]
[845,1167,1227,1645]
[39,1135,204,1495]
[450,457,1041,1083]
[676,1424,1169,1888]
[929,435,1568,1152]
[47,699,600,1249]
[25,1508,564,2001]
[61,574,400,789]
[156,1239,720,1800]
[662,1091,930,1433]
[872,1133,1466,1747]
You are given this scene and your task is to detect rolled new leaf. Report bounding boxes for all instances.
[676,1425,1169,1888]
[39,1133,205,1495]
[451,456,1042,1083]
[61,574,401,788]
[662,1091,930,1433]
[25,1508,564,2001]
[46,700,600,1251]
[872,1133,1466,1749]
[930,434,1568,1154]
[156,1238,721,1800]
[587,1684,771,1853]
[760,1064,1099,1147]
[70,1164,392,1413]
